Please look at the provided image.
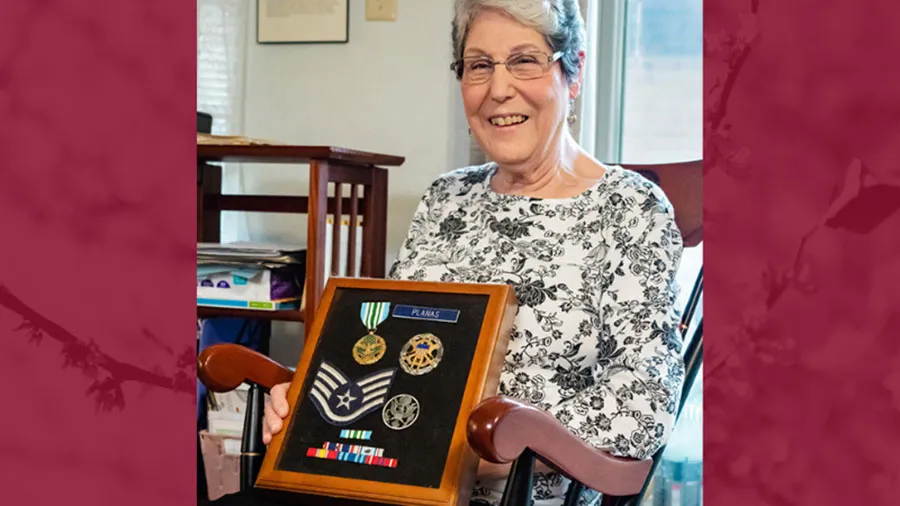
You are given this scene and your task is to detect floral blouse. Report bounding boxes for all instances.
[388,163,685,506]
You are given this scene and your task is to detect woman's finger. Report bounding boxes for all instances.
[270,382,290,418]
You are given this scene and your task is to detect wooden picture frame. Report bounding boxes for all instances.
[257,0,350,44]
[256,277,518,505]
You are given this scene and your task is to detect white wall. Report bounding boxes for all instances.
[237,0,470,363]
[238,0,469,267]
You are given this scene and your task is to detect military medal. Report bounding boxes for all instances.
[398,333,444,375]
[354,302,391,365]
[353,334,386,365]
[382,394,420,430]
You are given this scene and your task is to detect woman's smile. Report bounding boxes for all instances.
[488,113,529,127]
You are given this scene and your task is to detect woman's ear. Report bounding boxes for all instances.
[569,50,587,100]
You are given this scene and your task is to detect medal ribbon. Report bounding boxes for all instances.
[360,302,391,333]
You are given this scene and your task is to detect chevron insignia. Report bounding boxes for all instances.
[308,361,397,426]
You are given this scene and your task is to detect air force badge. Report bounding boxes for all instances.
[308,361,397,426]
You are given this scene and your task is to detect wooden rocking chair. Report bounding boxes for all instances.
[198,160,703,506]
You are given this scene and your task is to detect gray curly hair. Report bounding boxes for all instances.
[451,0,586,84]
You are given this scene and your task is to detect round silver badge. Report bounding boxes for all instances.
[382,394,420,430]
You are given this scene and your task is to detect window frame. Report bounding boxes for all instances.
[591,0,629,165]
[588,2,705,503]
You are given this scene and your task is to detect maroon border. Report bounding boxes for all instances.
[3,0,899,504]
[705,0,900,504]
[0,1,196,504]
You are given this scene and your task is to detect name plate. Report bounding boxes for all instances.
[392,304,460,324]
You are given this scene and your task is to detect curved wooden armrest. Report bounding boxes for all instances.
[198,343,294,392]
[466,396,652,497]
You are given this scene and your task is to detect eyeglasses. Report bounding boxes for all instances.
[451,51,564,84]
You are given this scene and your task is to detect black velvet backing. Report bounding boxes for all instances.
[275,287,491,488]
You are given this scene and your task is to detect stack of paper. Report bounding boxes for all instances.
[198,242,306,311]
[206,383,249,437]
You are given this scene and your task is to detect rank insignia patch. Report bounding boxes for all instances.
[308,361,397,426]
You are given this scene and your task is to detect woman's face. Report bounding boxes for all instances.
[460,10,579,169]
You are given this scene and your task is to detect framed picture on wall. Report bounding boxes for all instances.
[257,0,349,44]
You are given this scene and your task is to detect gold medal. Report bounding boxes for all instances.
[399,333,443,375]
[353,333,387,365]
[355,302,391,365]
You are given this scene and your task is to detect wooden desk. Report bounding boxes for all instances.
[197,142,404,335]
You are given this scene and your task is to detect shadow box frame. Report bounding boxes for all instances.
[256,277,518,506]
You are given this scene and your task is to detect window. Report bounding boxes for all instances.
[197,0,250,242]
[590,0,703,504]
[622,1,703,504]
[197,0,248,136]
[620,0,703,164]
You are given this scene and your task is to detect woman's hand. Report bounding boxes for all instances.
[262,382,291,445]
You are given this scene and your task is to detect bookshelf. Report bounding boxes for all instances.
[197,140,404,335]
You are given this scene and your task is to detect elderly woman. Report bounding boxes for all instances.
[216,1,684,505]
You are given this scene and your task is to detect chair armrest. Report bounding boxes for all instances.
[621,160,702,248]
[466,396,652,497]
[198,343,294,392]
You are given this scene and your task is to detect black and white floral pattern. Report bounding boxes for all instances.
[389,164,685,506]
